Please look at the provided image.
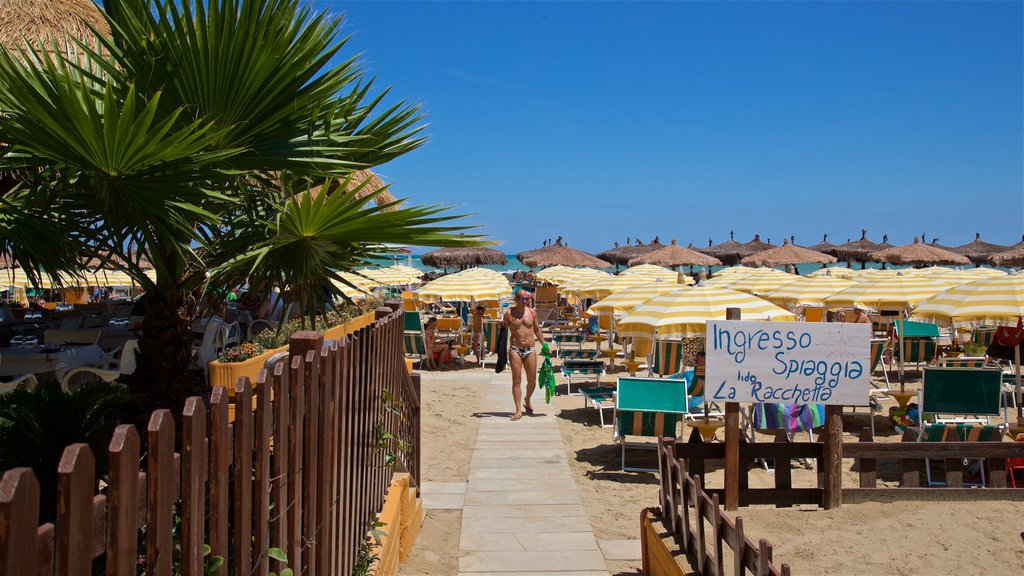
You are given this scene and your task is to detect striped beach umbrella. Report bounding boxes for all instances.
[912,272,1024,327]
[824,273,960,310]
[763,277,856,308]
[358,265,421,286]
[416,273,510,301]
[617,285,796,338]
[569,275,651,298]
[586,282,684,316]
[721,270,800,295]
[807,266,855,279]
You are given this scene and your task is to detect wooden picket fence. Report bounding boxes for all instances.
[0,307,420,576]
[657,438,792,576]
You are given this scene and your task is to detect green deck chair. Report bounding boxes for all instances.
[939,357,990,369]
[561,349,599,361]
[972,327,998,349]
[649,339,683,378]
[579,385,617,427]
[869,338,890,391]
[551,330,585,357]
[893,337,937,372]
[919,423,1002,486]
[613,377,688,471]
[562,359,605,395]
[404,311,423,333]
[403,331,429,368]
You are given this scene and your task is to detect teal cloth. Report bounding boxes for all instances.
[539,342,556,403]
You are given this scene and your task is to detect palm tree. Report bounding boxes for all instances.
[0,0,480,399]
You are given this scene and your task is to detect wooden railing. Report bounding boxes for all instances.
[657,438,792,576]
[0,307,419,576]
[665,427,1024,508]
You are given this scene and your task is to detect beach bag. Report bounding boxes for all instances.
[539,342,556,403]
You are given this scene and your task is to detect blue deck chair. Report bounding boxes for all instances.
[613,377,689,471]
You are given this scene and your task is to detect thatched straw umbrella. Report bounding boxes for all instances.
[305,169,400,209]
[0,0,109,59]
[737,234,775,259]
[740,239,837,268]
[420,247,507,270]
[830,230,886,268]
[517,239,610,269]
[868,237,970,266]
[951,233,1010,266]
[700,231,745,265]
[809,234,836,254]
[597,238,663,268]
[627,239,721,268]
[989,243,1024,268]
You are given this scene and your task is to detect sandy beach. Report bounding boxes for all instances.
[399,343,1024,576]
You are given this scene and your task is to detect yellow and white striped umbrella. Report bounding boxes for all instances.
[622,267,689,283]
[532,265,576,283]
[721,270,800,295]
[620,264,672,277]
[713,265,766,277]
[763,277,857,308]
[416,273,510,301]
[912,272,1024,327]
[543,267,610,287]
[849,268,901,282]
[586,282,684,316]
[568,274,650,298]
[824,273,960,310]
[807,266,856,279]
[618,285,797,338]
[965,267,1009,278]
[358,265,421,285]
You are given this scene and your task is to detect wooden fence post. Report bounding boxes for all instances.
[822,405,843,509]
[182,398,208,576]
[107,425,140,576]
[146,411,175,576]
[0,468,39,576]
[724,307,741,511]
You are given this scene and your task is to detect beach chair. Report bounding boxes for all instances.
[918,423,1002,487]
[869,338,891,391]
[404,310,423,333]
[972,327,998,350]
[403,331,432,369]
[579,384,616,427]
[562,359,605,395]
[939,356,991,369]
[918,366,1003,428]
[892,337,938,373]
[435,316,462,337]
[551,330,584,357]
[613,377,688,471]
[649,339,683,378]
[684,361,724,422]
[561,349,599,361]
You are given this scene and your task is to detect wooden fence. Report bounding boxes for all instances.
[665,427,1024,508]
[0,306,420,576]
[656,438,792,576]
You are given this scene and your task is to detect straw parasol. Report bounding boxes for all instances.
[0,0,109,59]
[420,247,507,269]
[808,234,836,254]
[950,231,1007,266]
[596,238,663,267]
[829,230,885,266]
[699,231,745,265]
[739,239,837,267]
[990,243,1024,268]
[517,238,610,269]
[868,237,970,266]
[304,169,400,210]
[627,239,722,268]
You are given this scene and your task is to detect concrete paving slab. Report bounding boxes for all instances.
[459,549,607,573]
[597,539,642,561]
[469,458,567,469]
[458,572,608,576]
[422,492,465,510]
[472,448,566,459]
[474,441,566,451]
[461,504,585,518]
[463,489,582,506]
[461,515,593,534]
[467,477,578,493]
[459,531,599,552]
[477,434,565,442]
[468,467,573,481]
[421,481,467,494]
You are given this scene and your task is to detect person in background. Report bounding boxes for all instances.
[852,304,872,324]
[471,304,486,360]
[423,316,452,368]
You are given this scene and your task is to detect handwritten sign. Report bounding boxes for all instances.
[705,320,872,406]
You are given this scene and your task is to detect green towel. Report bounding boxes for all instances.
[539,342,556,403]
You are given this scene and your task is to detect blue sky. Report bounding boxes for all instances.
[324,1,1023,253]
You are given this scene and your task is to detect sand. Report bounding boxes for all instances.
[400,354,1024,576]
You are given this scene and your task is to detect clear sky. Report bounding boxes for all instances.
[323,1,1023,254]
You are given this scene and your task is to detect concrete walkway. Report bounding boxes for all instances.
[426,371,615,576]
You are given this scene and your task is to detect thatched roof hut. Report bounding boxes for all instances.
[951,233,1010,265]
[700,231,745,265]
[739,234,775,257]
[305,169,400,209]
[868,237,970,266]
[420,247,506,269]
[517,239,609,269]
[597,239,663,267]
[740,239,837,267]
[627,240,722,268]
[0,0,109,58]
[830,230,886,264]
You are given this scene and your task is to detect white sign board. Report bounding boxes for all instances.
[705,320,872,406]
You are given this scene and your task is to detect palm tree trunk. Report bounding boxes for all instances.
[134,286,206,410]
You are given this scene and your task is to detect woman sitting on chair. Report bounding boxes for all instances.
[424,317,453,368]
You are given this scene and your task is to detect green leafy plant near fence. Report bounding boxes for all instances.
[252,297,386,351]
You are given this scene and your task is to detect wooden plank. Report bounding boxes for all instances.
[339,337,356,574]
[209,387,231,575]
[302,346,320,575]
[254,372,272,576]
[843,442,1024,458]
[945,457,964,488]
[842,487,1024,502]
[318,344,336,574]
[106,425,140,576]
[182,398,208,576]
[757,539,770,576]
[270,356,290,552]
[773,431,793,508]
[822,405,843,509]
[56,444,94,576]
[732,517,744,576]
[287,355,305,573]
[857,428,876,488]
[147,411,175,576]
[693,475,705,575]
[711,493,723,576]
[0,468,40,576]
[232,380,254,576]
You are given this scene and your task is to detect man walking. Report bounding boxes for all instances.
[503,289,546,420]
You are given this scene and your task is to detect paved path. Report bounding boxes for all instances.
[423,371,635,575]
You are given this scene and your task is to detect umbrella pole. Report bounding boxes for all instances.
[1016,345,1022,425]
[898,314,906,393]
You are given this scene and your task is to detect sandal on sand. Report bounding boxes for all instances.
[511,413,522,421]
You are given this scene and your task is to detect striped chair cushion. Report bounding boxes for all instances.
[652,340,683,377]
[870,339,887,372]
[972,328,997,349]
[616,410,678,438]
[688,364,705,397]
[920,423,1001,442]
[562,349,599,360]
[404,332,426,356]
[941,357,988,368]
[894,338,937,363]
[563,360,604,375]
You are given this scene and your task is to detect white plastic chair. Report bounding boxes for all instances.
[193,316,225,371]
[222,321,241,348]
[0,373,39,394]
[60,339,139,392]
